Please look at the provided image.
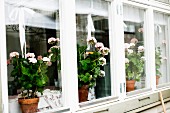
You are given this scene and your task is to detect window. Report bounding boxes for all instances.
[76,0,111,102]
[154,11,169,86]
[123,5,146,92]
[6,0,64,112]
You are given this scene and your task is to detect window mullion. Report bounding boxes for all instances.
[59,0,79,111]
[0,0,8,113]
[166,17,170,82]
[110,0,126,99]
[144,7,156,90]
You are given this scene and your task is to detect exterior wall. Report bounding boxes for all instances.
[76,89,170,113]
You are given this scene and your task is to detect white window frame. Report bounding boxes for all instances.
[59,0,79,112]
[0,0,8,113]
[75,0,125,110]
[153,9,170,88]
[122,2,156,96]
[110,0,126,100]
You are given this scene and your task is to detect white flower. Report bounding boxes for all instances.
[141,56,146,61]
[26,53,35,58]
[56,38,60,42]
[28,58,37,63]
[127,49,133,54]
[138,28,143,33]
[95,42,104,49]
[138,46,145,52]
[89,75,93,80]
[162,57,167,60]
[10,52,19,58]
[36,91,41,97]
[125,58,129,63]
[48,37,60,44]
[87,37,97,44]
[99,70,105,77]
[23,90,27,93]
[124,43,130,49]
[130,43,135,47]
[100,47,110,55]
[43,57,50,62]
[99,57,106,66]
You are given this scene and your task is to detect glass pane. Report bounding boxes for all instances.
[154,12,169,85]
[76,14,111,101]
[6,1,64,112]
[124,6,146,92]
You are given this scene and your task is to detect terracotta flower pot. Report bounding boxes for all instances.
[156,75,160,85]
[18,98,39,113]
[78,85,89,102]
[126,80,136,92]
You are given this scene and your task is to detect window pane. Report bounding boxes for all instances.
[6,1,64,112]
[154,12,169,85]
[76,14,111,102]
[124,5,146,92]
[76,0,110,102]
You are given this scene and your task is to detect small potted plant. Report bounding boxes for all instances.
[155,47,162,85]
[47,37,61,87]
[9,52,51,113]
[77,36,110,102]
[125,42,145,92]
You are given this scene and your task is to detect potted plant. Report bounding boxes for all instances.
[77,36,110,102]
[47,37,61,87]
[125,42,145,92]
[155,47,162,85]
[9,52,51,113]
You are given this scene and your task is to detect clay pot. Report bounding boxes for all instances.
[156,75,160,85]
[18,98,39,113]
[126,80,136,92]
[78,85,89,102]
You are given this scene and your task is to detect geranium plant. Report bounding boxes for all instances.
[155,47,162,76]
[48,37,60,64]
[125,43,145,81]
[9,52,51,98]
[77,37,110,88]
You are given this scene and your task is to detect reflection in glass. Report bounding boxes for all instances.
[6,0,63,112]
[124,5,146,92]
[154,12,168,85]
[76,14,111,101]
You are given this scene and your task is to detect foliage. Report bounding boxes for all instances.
[48,37,61,70]
[155,47,162,76]
[77,37,110,88]
[9,52,51,98]
[125,43,145,81]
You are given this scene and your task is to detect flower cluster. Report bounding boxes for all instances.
[9,52,51,98]
[125,42,145,81]
[48,37,60,64]
[78,37,110,87]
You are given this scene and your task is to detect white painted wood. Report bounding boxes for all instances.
[109,0,125,99]
[0,0,9,113]
[59,0,79,112]
[167,17,170,82]
[144,7,156,90]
